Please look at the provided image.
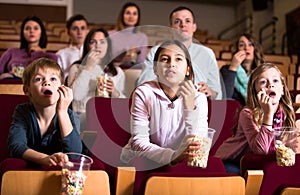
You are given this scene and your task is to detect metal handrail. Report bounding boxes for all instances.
[259,16,278,54]
[218,14,253,40]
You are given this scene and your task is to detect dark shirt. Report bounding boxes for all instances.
[220,65,245,105]
[8,102,82,158]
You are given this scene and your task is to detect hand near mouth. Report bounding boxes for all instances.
[231,51,246,69]
[56,85,73,113]
[85,50,102,71]
[257,88,278,116]
[178,80,196,110]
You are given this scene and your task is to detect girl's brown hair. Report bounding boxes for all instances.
[233,33,264,73]
[153,40,194,83]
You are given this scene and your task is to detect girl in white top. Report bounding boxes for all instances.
[68,28,126,130]
[121,40,208,166]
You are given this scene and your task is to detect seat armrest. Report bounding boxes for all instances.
[115,166,136,195]
[245,170,264,195]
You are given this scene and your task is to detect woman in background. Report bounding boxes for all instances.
[68,28,125,131]
[0,15,57,80]
[109,2,148,67]
[220,33,264,105]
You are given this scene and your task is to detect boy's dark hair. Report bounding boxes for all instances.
[66,14,88,29]
[20,16,47,49]
[169,6,195,25]
[22,58,64,90]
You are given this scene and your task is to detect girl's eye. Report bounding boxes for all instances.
[160,57,168,63]
[249,43,254,47]
[259,80,267,85]
[100,40,106,44]
[239,43,245,48]
[33,26,39,31]
[176,57,183,62]
[273,79,279,83]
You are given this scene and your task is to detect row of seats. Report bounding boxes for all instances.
[1,94,300,194]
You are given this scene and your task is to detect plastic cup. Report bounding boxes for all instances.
[11,63,25,78]
[96,73,110,98]
[187,128,215,168]
[273,127,299,166]
[61,152,93,195]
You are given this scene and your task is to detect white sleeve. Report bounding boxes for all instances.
[120,87,175,165]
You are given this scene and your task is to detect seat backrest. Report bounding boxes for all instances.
[85,98,242,195]
[0,94,29,162]
[259,154,300,195]
[208,99,241,156]
[143,173,245,195]
[1,170,110,195]
[85,98,242,166]
[85,97,131,169]
[0,84,24,95]
[281,187,300,195]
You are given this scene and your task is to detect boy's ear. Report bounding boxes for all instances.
[23,85,30,95]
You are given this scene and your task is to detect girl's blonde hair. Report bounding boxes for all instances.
[246,63,295,127]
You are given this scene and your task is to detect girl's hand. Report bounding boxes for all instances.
[171,135,201,165]
[41,152,68,166]
[85,50,101,71]
[230,51,246,71]
[106,78,120,97]
[257,89,277,115]
[57,85,73,113]
[178,80,196,110]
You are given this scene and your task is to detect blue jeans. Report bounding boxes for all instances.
[223,161,241,175]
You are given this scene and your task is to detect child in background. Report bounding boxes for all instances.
[215,63,295,174]
[121,40,208,166]
[7,57,82,166]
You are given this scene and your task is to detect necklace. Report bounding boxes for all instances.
[168,95,178,109]
[158,82,178,109]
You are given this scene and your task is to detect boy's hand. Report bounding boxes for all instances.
[42,152,68,166]
[57,85,73,112]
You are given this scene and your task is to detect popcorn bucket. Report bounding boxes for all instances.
[273,127,299,166]
[61,153,93,195]
[187,128,215,168]
[96,73,110,98]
